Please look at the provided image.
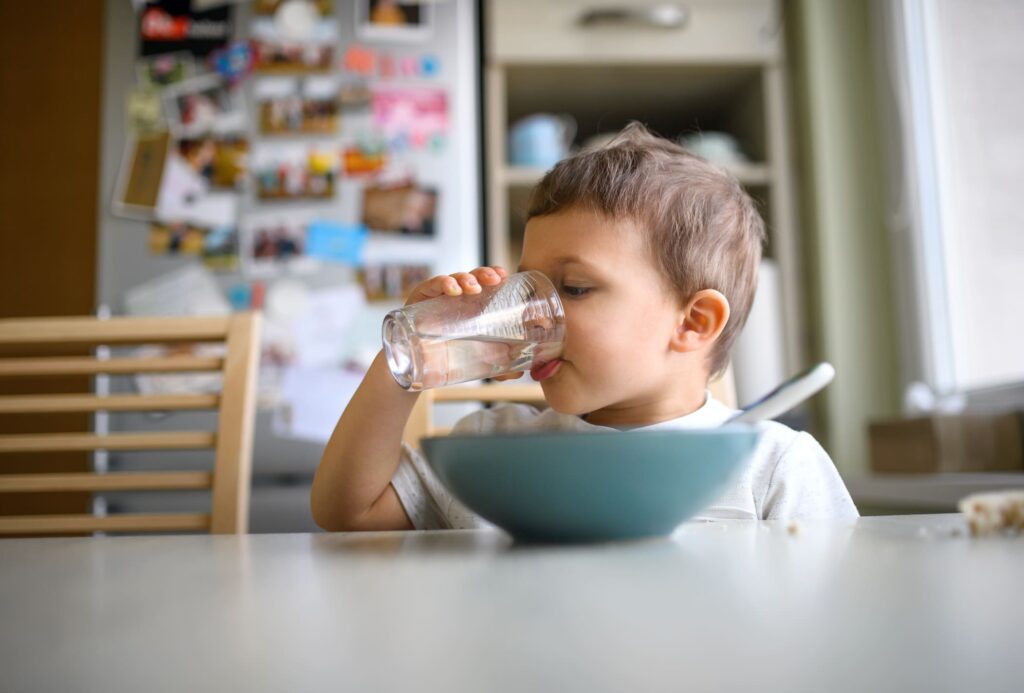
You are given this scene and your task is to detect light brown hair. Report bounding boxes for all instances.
[527,122,766,377]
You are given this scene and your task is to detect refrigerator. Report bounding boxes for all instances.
[94,0,483,531]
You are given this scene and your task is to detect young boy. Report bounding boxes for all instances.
[311,123,858,531]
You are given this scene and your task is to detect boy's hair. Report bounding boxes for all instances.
[527,122,766,377]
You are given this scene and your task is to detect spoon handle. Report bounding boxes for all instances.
[726,362,836,425]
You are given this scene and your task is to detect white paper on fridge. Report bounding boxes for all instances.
[124,264,231,316]
[273,365,364,443]
[123,265,231,395]
[292,284,367,368]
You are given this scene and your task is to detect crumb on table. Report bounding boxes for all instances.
[958,490,1024,536]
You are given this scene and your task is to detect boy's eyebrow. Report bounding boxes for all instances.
[517,255,601,273]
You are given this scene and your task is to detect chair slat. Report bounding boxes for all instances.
[210,313,261,534]
[0,393,219,414]
[0,316,231,345]
[0,472,212,493]
[0,513,210,534]
[0,355,224,377]
[0,432,215,453]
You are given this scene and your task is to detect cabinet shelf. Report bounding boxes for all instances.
[485,0,804,377]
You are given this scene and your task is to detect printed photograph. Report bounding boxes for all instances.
[148,221,239,270]
[358,263,431,301]
[362,182,437,236]
[163,75,246,136]
[252,41,334,74]
[357,0,431,41]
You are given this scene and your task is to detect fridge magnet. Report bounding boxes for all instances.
[209,41,254,85]
[136,51,195,88]
[358,263,431,301]
[378,54,396,79]
[228,281,254,310]
[420,54,439,77]
[138,0,233,59]
[371,87,447,150]
[126,88,165,133]
[361,181,437,236]
[162,74,247,137]
[342,44,376,77]
[112,131,171,220]
[305,220,368,265]
[343,145,387,176]
[148,221,240,270]
[357,0,432,42]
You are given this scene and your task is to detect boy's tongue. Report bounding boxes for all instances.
[530,358,562,381]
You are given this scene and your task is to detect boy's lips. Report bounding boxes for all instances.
[530,358,563,382]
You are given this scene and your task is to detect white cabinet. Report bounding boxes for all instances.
[484,0,805,378]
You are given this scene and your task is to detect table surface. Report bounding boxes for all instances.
[1,515,1021,693]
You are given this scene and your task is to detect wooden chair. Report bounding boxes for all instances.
[402,365,739,448]
[0,313,261,536]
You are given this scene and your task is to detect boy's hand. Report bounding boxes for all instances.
[403,266,524,382]
[404,266,508,305]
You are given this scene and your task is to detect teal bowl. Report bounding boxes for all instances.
[420,426,761,543]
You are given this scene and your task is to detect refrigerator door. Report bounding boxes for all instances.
[94,0,483,531]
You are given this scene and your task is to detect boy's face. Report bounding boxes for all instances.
[519,206,703,424]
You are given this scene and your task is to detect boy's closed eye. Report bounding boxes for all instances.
[561,285,591,298]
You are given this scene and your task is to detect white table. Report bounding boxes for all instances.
[1,516,1020,692]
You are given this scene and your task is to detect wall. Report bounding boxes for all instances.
[786,0,902,475]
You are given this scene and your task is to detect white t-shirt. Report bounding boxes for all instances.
[390,393,859,530]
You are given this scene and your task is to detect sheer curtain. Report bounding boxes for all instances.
[876,0,1024,404]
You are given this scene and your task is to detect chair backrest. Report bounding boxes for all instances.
[0,313,261,536]
[401,365,738,448]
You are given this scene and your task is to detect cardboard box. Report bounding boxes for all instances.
[868,412,1024,474]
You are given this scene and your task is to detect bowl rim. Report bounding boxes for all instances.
[422,423,760,446]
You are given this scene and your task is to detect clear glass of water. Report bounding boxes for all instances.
[382,270,565,391]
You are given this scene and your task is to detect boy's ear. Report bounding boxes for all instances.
[670,289,730,353]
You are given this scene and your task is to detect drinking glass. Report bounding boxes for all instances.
[382,270,565,391]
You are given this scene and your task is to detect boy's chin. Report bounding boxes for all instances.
[539,382,592,417]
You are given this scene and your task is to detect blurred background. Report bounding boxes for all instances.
[1,0,1022,529]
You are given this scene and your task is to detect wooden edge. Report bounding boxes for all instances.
[0,432,215,453]
[0,315,231,345]
[0,393,220,414]
[0,513,211,535]
[210,312,261,534]
[0,471,213,493]
[0,355,224,377]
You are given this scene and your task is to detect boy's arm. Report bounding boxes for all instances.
[311,350,418,531]
[310,265,509,532]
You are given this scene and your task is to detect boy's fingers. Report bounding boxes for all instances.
[408,267,509,305]
[410,275,460,302]
[470,266,504,285]
[492,371,525,381]
[450,272,481,293]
